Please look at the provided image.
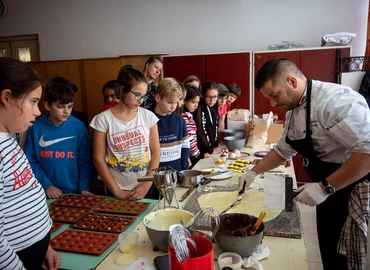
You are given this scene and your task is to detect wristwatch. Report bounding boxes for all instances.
[321,179,336,195]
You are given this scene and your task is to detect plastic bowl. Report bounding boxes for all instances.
[218,252,243,270]
[223,136,246,151]
[142,209,194,251]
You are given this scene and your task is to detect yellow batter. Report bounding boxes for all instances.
[197,189,281,221]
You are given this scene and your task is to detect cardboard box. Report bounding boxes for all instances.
[266,123,284,143]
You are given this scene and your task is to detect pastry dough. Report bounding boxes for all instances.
[198,190,281,222]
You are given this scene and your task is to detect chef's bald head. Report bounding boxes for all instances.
[255,58,304,89]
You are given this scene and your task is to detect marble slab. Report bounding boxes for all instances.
[183,185,302,239]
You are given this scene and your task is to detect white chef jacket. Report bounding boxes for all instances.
[273,80,370,163]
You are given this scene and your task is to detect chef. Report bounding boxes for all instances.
[239,58,370,270]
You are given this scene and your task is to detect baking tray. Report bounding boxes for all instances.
[50,222,64,233]
[49,206,90,223]
[51,230,118,255]
[93,199,150,215]
[70,214,136,234]
[50,195,106,209]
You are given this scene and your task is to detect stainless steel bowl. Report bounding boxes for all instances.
[221,129,246,138]
[223,136,246,151]
[142,209,194,251]
[179,170,202,188]
[215,213,264,257]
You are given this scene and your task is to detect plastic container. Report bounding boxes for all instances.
[168,234,214,270]
[118,231,139,253]
[218,252,243,270]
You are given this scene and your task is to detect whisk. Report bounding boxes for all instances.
[191,207,220,255]
[169,224,197,263]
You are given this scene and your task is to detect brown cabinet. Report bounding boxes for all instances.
[28,60,84,115]
[82,58,121,125]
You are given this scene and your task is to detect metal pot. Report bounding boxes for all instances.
[179,170,202,188]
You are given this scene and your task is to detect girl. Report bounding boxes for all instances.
[217,83,229,137]
[194,80,221,155]
[0,58,60,270]
[183,75,201,90]
[102,80,120,111]
[91,65,160,200]
[182,85,209,168]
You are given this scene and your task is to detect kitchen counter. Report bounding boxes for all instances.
[96,144,309,270]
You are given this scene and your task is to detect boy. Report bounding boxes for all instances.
[221,83,241,129]
[224,83,241,113]
[25,81,95,199]
[217,83,229,134]
[153,77,190,171]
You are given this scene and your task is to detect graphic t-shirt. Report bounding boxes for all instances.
[90,107,158,190]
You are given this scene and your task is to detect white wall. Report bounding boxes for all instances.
[0,0,368,61]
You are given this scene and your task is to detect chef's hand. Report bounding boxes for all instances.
[238,171,257,192]
[295,183,329,206]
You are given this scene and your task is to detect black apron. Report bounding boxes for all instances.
[285,79,361,270]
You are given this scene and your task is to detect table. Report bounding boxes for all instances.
[47,197,158,270]
[96,144,309,270]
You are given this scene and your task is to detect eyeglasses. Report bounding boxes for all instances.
[205,95,218,100]
[129,90,148,101]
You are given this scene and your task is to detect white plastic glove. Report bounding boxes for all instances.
[295,182,329,206]
[238,171,257,192]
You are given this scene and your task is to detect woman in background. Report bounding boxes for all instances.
[142,56,163,110]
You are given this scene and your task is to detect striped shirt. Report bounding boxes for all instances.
[182,112,200,158]
[0,132,52,270]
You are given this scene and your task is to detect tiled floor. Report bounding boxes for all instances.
[298,204,323,270]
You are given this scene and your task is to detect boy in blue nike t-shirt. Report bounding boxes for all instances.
[25,79,95,199]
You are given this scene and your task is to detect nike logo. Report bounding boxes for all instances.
[39,135,75,147]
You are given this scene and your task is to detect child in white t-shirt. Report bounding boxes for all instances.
[90,65,160,200]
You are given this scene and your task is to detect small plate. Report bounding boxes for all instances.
[201,168,234,180]
[254,151,269,157]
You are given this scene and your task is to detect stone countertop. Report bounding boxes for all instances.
[183,185,302,239]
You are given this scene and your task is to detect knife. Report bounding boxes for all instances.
[202,170,229,178]
[220,182,246,215]
[179,177,212,202]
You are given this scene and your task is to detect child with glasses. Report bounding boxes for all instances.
[153,78,190,171]
[90,65,160,200]
[194,81,222,155]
